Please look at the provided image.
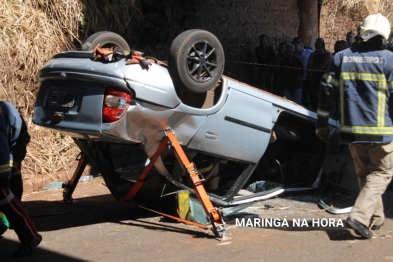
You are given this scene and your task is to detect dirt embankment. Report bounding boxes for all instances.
[1,0,140,192]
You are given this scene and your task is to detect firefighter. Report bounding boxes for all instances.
[316,13,393,239]
[0,104,42,257]
[0,101,30,201]
[0,101,31,237]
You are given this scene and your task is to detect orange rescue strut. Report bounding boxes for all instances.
[124,129,229,240]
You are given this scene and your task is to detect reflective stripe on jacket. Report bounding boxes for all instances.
[317,42,393,143]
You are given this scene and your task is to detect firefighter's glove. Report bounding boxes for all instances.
[315,127,330,143]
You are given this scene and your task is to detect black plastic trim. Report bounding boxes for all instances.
[224,116,270,133]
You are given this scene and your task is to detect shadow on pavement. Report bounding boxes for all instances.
[118,219,213,239]
[21,193,209,238]
[325,229,366,241]
[18,188,393,247]
[23,195,151,231]
[1,193,212,260]
[0,238,86,262]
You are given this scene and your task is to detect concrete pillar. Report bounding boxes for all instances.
[298,0,319,48]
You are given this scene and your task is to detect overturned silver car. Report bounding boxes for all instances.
[32,30,357,239]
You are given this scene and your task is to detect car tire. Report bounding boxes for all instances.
[82,31,130,51]
[168,29,225,93]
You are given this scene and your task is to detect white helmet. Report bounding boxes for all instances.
[358,13,391,42]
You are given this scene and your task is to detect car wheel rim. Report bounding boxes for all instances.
[187,40,218,83]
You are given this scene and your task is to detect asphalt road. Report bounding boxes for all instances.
[1,177,393,262]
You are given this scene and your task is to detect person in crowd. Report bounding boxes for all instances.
[255,34,277,92]
[272,42,287,96]
[346,31,356,47]
[316,13,393,239]
[292,37,313,107]
[306,38,333,110]
[276,42,286,63]
[333,40,348,55]
[0,103,42,257]
[279,44,304,105]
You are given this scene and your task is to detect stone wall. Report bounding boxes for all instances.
[115,1,393,89]
[128,0,317,87]
[319,2,363,52]
[319,1,393,52]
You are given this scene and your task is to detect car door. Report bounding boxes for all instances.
[187,88,273,164]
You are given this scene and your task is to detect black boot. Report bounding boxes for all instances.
[13,234,42,258]
[346,217,373,239]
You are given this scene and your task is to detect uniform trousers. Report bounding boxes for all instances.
[0,178,38,245]
[349,141,393,226]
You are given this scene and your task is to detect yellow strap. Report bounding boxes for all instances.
[165,130,222,223]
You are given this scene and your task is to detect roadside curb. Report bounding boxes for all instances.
[23,173,69,194]
[22,165,97,194]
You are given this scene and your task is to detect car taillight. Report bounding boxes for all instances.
[102,88,132,123]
